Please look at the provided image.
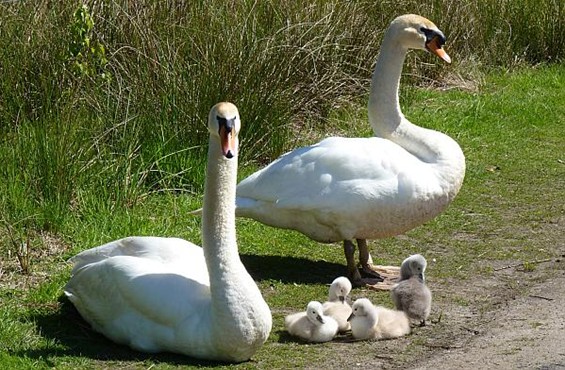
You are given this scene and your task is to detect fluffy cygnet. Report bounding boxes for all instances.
[391,254,432,326]
[322,276,353,332]
[285,301,339,343]
[348,298,410,340]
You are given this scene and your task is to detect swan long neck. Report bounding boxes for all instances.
[201,135,271,359]
[368,32,407,136]
[202,136,244,293]
[367,28,465,196]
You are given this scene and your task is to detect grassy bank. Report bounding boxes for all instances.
[0,1,564,368]
[1,62,563,368]
[1,0,564,235]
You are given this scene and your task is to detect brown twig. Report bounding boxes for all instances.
[529,294,554,301]
[431,311,443,324]
[494,258,552,271]
[424,343,463,350]
[374,355,394,361]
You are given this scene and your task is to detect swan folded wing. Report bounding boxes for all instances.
[69,237,204,274]
[66,255,211,332]
[237,137,425,211]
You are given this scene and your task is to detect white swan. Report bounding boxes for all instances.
[391,254,432,326]
[322,276,353,332]
[235,14,465,287]
[285,301,339,343]
[64,103,272,362]
[347,298,410,340]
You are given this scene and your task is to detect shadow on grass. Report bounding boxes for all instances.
[240,253,346,284]
[275,329,355,344]
[18,297,227,367]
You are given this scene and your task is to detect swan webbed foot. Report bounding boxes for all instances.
[360,263,385,279]
[351,276,384,288]
[344,239,401,290]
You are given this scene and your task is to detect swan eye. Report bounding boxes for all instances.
[420,27,447,46]
[216,116,234,133]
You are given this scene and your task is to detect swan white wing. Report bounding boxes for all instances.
[70,237,206,273]
[237,136,435,211]
[236,137,443,241]
[65,253,211,351]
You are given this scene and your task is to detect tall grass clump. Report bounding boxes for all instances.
[0,0,563,234]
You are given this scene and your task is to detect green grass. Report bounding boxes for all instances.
[1,0,564,368]
[1,64,563,369]
[1,0,563,235]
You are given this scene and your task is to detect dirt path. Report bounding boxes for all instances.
[410,263,565,370]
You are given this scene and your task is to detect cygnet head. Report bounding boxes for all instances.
[328,276,352,303]
[347,298,375,321]
[386,14,451,63]
[400,254,428,282]
[208,102,241,159]
[306,301,326,325]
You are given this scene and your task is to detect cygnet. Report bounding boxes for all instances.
[285,301,339,343]
[322,276,353,332]
[390,254,432,326]
[348,298,410,340]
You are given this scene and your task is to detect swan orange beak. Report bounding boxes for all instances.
[426,36,451,64]
[219,125,237,159]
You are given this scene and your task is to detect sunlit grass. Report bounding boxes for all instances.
[0,0,564,367]
[2,65,563,369]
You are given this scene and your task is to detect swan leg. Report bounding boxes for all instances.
[344,240,362,285]
[357,239,381,278]
[344,240,383,287]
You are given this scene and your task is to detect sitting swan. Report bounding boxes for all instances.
[64,103,272,362]
[391,254,432,326]
[348,298,410,340]
[285,301,339,343]
[322,276,353,332]
[234,14,465,288]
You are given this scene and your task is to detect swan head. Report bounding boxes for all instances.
[306,301,326,325]
[328,276,352,303]
[400,254,428,282]
[208,102,241,159]
[347,298,375,321]
[388,14,451,63]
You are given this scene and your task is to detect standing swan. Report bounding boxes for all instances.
[64,103,272,362]
[235,14,465,287]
